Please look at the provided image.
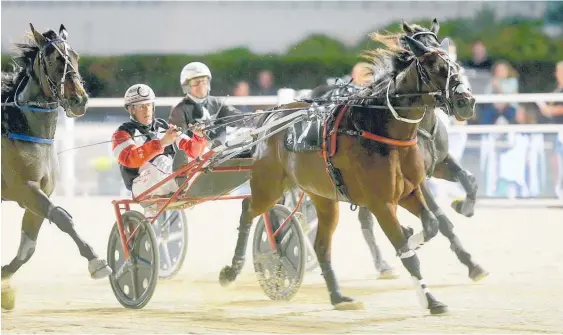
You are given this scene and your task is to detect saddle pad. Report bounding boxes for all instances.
[283,118,323,153]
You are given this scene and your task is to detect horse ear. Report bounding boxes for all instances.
[29,23,47,46]
[59,24,68,40]
[430,18,440,34]
[401,19,413,34]
[403,35,431,58]
[439,37,450,53]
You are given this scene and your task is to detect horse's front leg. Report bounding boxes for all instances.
[357,206,399,279]
[433,154,478,217]
[420,181,489,281]
[1,209,44,310]
[16,181,111,279]
[399,185,439,249]
[368,200,447,315]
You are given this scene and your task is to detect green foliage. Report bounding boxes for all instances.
[2,14,560,97]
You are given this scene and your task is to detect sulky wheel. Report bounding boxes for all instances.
[107,210,159,309]
[252,204,307,301]
[280,189,319,272]
[152,210,188,279]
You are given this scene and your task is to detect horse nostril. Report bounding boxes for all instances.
[456,99,467,108]
[70,96,81,105]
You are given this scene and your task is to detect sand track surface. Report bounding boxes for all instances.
[2,197,563,333]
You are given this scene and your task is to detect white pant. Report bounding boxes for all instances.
[132,155,179,197]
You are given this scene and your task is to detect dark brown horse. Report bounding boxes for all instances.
[219,31,475,314]
[308,19,488,282]
[1,24,112,310]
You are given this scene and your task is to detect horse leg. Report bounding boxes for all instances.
[219,158,285,286]
[309,194,364,310]
[219,197,253,286]
[368,201,448,315]
[434,154,478,217]
[420,181,489,281]
[17,182,111,279]
[357,206,399,279]
[1,210,43,310]
[398,186,439,249]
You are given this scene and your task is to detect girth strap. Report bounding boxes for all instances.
[322,105,355,206]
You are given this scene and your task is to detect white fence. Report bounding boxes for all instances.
[57,91,563,205]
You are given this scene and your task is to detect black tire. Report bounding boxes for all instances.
[107,210,159,309]
[252,204,307,301]
[153,210,189,279]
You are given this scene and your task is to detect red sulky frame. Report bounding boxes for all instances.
[111,149,305,261]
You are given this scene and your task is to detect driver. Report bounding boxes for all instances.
[111,84,207,197]
[169,62,255,148]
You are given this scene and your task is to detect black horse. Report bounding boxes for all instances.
[1,24,112,310]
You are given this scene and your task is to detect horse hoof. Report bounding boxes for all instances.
[407,231,425,250]
[89,259,113,279]
[334,300,365,311]
[1,280,16,311]
[219,266,236,287]
[429,302,448,315]
[451,199,474,218]
[378,268,400,280]
[469,265,489,282]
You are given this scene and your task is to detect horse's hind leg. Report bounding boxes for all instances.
[433,154,478,217]
[420,182,489,281]
[1,209,43,310]
[357,206,398,279]
[219,158,286,286]
[18,182,111,279]
[309,194,363,310]
[368,201,447,315]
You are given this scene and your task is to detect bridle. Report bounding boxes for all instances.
[2,36,80,113]
[1,36,81,144]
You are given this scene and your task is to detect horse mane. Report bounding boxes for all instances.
[1,30,58,98]
[348,30,415,105]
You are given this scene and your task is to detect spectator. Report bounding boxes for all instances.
[538,60,563,198]
[256,70,277,96]
[496,106,546,198]
[233,80,253,113]
[350,62,373,86]
[479,60,520,196]
[481,60,519,125]
[464,40,494,71]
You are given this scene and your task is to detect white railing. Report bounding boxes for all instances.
[58,91,563,199]
[83,91,563,108]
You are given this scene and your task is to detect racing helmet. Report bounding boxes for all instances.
[124,84,156,110]
[180,62,212,95]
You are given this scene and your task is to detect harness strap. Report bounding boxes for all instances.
[356,131,417,147]
[6,133,55,145]
[2,104,59,145]
[322,105,355,205]
[416,114,439,176]
[321,104,422,208]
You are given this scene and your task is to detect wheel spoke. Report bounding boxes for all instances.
[114,260,131,281]
[135,256,153,270]
[160,243,173,270]
[167,232,184,243]
[129,269,139,300]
